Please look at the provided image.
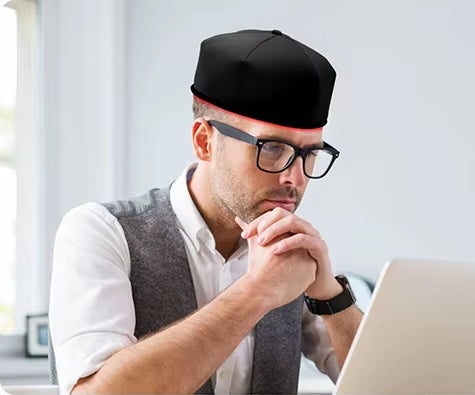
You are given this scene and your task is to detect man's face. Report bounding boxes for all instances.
[210,118,323,224]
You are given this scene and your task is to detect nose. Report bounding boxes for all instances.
[278,155,307,187]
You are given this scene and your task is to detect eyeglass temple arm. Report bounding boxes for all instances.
[208,120,258,145]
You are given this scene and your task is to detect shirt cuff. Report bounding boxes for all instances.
[56,332,135,395]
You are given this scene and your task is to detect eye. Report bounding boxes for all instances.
[262,143,284,154]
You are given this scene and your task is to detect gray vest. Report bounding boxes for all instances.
[103,188,303,394]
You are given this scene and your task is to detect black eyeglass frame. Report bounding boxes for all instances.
[208,119,340,179]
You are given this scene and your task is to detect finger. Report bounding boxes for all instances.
[235,216,248,231]
[272,233,328,258]
[257,215,319,246]
[240,211,272,239]
[242,207,290,239]
[235,217,259,253]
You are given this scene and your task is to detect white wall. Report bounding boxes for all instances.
[38,0,126,309]
[126,0,475,281]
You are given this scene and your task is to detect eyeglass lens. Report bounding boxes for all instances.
[258,141,333,177]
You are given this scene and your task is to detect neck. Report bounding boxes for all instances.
[188,164,242,260]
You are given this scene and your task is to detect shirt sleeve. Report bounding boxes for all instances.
[301,303,340,383]
[49,202,137,395]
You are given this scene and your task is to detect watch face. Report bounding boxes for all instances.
[348,283,357,303]
[336,274,357,303]
[345,273,374,312]
[335,274,349,285]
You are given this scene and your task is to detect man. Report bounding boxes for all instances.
[49,29,363,394]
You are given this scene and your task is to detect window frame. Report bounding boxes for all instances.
[0,0,43,342]
[0,0,127,357]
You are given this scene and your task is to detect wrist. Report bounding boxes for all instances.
[305,274,356,316]
[306,277,343,300]
[233,273,276,314]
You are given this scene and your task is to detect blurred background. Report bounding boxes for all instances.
[0,0,474,389]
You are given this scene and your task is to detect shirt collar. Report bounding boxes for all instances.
[169,163,217,254]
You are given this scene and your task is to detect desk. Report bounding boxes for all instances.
[3,386,58,395]
[3,385,333,395]
[3,384,333,395]
[1,362,335,395]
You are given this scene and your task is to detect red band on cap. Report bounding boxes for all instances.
[193,95,323,133]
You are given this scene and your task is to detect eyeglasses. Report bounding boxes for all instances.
[208,120,340,179]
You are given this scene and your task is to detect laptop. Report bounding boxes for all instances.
[334,258,475,395]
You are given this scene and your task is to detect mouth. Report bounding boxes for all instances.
[261,199,297,212]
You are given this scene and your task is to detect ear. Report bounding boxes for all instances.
[191,118,214,161]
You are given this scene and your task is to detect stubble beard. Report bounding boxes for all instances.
[212,167,302,225]
[212,170,262,225]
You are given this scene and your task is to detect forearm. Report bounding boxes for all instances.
[73,275,270,394]
[322,305,363,368]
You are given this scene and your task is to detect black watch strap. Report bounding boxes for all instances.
[304,275,356,315]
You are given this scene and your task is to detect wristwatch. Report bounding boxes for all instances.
[304,274,356,315]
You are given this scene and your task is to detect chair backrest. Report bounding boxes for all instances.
[48,330,58,385]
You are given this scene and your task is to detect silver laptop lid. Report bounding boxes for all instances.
[334,258,475,395]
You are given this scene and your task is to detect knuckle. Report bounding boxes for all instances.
[303,220,318,235]
[315,238,328,252]
[321,240,328,252]
[257,222,267,235]
[287,215,297,225]
[273,207,288,217]
[280,237,289,248]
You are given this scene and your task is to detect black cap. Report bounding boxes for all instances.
[191,29,336,129]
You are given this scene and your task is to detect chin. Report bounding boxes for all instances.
[236,210,261,224]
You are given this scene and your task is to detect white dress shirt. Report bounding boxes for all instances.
[49,163,339,395]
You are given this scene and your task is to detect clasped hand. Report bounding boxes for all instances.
[236,208,341,309]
